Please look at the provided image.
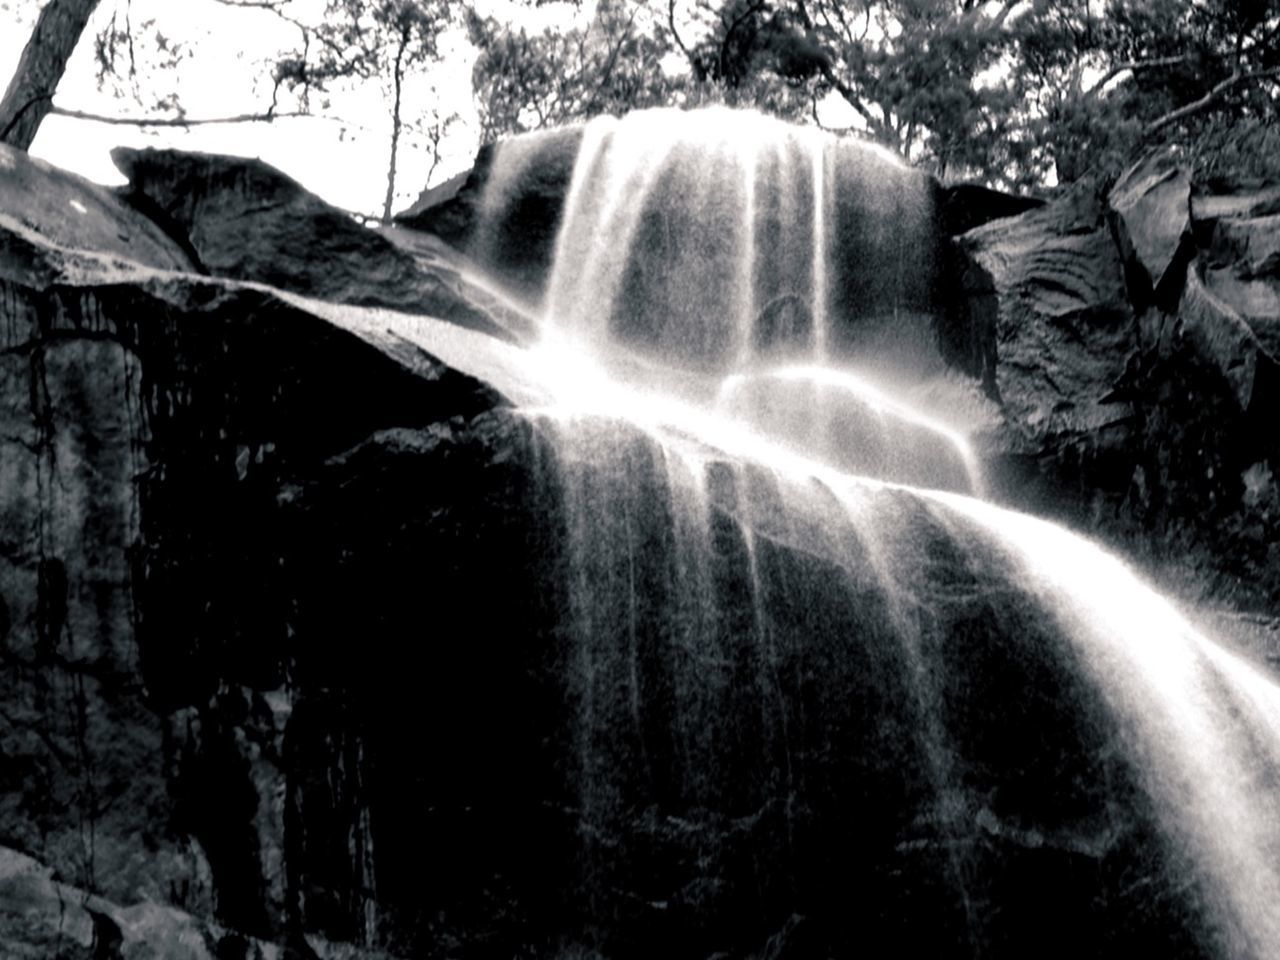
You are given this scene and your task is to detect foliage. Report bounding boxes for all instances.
[267,0,459,218]
[466,0,1277,190]
[468,0,684,142]
[7,0,1280,199]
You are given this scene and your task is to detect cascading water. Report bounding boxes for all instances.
[469,107,1280,958]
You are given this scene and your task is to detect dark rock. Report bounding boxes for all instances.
[1207,212,1280,279]
[1201,268,1280,358]
[961,184,1134,448]
[950,150,1280,606]
[934,181,1044,236]
[1191,185,1280,224]
[1109,148,1194,309]
[1,150,530,949]
[0,144,193,271]
[111,147,527,341]
[1179,262,1272,413]
[0,845,403,959]
[396,126,584,301]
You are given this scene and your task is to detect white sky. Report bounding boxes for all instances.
[1,0,586,216]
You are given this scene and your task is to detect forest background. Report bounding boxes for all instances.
[3,0,1279,220]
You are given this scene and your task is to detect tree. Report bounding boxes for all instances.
[662,0,1280,187]
[268,0,458,220]
[0,0,100,149]
[1,0,460,218]
[468,0,685,142]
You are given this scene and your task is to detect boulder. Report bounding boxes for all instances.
[111,147,531,341]
[0,145,192,272]
[1109,148,1194,308]
[952,149,1280,604]
[1179,263,1272,413]
[395,126,584,300]
[960,185,1134,447]
[1208,212,1280,279]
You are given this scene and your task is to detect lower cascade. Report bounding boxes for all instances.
[479,108,1280,957]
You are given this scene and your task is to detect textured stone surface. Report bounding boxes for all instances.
[957,152,1280,605]
[0,845,403,959]
[112,146,527,341]
[0,151,521,953]
[961,185,1134,447]
[1109,148,1194,306]
[1179,263,1271,413]
[0,144,193,271]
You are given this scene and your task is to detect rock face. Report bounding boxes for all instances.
[2,128,1279,959]
[112,147,531,342]
[396,126,583,302]
[400,126,1280,604]
[0,142,529,956]
[960,147,1280,605]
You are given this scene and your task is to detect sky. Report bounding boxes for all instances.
[1,0,588,216]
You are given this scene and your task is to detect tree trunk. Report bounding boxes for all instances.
[381,28,409,223]
[0,0,101,150]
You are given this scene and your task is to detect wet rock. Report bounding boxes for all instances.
[397,127,583,301]
[0,845,405,960]
[3,120,1280,959]
[934,181,1044,236]
[1,150,523,950]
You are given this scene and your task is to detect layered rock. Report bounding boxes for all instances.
[112,146,534,342]
[0,143,532,955]
[960,147,1280,605]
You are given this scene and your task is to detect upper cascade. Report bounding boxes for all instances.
[537,107,938,374]
[476,107,971,493]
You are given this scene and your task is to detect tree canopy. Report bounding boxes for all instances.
[472,0,1280,189]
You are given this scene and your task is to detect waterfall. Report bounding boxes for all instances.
[471,108,1280,958]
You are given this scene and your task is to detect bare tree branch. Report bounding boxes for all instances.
[1146,67,1280,135]
[1085,54,1193,98]
[668,0,695,65]
[49,106,307,126]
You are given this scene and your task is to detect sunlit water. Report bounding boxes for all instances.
[469,107,1280,955]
